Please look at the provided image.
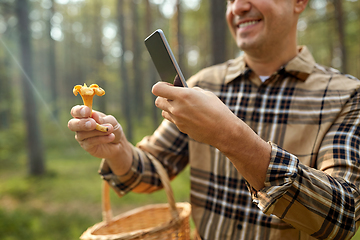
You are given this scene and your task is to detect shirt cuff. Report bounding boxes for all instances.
[250,142,299,215]
[98,147,142,196]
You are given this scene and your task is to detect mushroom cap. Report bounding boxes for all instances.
[73,83,105,97]
[89,84,105,96]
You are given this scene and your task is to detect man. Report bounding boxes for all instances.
[68,0,360,239]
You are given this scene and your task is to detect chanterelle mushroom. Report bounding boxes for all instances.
[73,83,108,132]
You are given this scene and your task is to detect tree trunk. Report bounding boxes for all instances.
[117,0,133,142]
[333,0,347,73]
[176,0,185,77]
[15,0,45,175]
[145,0,160,130]
[48,0,58,119]
[131,0,144,120]
[93,1,106,113]
[171,0,186,78]
[210,0,227,65]
[0,52,12,129]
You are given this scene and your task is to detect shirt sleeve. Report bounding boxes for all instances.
[250,90,360,239]
[99,119,189,197]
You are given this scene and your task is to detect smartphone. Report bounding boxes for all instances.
[144,29,188,87]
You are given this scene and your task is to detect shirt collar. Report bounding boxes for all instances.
[224,46,316,85]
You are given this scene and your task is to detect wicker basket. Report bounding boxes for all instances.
[80,158,191,240]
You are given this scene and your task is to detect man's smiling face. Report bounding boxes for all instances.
[226,0,298,53]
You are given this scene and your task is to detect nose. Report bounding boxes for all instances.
[228,0,251,16]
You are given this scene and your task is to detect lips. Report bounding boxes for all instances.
[236,19,261,29]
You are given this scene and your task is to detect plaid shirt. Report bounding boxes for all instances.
[100,47,360,240]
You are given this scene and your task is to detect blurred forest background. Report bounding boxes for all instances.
[0,0,359,239]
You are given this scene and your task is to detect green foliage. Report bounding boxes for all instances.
[0,124,25,166]
[0,136,190,239]
[0,208,94,240]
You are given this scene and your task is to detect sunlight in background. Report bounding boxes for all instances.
[54,0,84,4]
[51,12,63,25]
[40,0,52,9]
[50,26,64,41]
[0,15,6,34]
[30,21,44,39]
[103,22,117,40]
[50,12,64,41]
[110,41,122,58]
[187,47,200,67]
[150,0,165,4]
[151,0,201,18]
[297,19,307,32]
[160,0,176,19]
[101,6,111,19]
[71,21,82,33]
[182,0,201,11]
[310,0,327,16]
[20,0,203,43]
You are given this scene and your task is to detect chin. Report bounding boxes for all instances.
[237,41,251,51]
[237,39,262,52]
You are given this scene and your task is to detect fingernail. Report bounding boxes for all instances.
[80,107,86,117]
[85,121,92,129]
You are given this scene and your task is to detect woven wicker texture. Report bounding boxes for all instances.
[80,157,191,240]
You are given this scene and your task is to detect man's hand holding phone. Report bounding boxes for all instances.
[152,82,238,147]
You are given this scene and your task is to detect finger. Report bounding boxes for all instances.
[92,110,107,118]
[101,115,123,143]
[68,118,97,132]
[78,134,115,150]
[161,110,175,124]
[155,96,172,112]
[92,112,116,125]
[152,81,178,99]
[91,112,123,143]
[111,123,123,143]
[75,125,113,142]
[94,114,119,132]
[71,105,92,118]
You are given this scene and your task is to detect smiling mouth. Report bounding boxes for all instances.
[237,20,261,29]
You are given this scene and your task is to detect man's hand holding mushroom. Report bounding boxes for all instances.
[68,84,133,176]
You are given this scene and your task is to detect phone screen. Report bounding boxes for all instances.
[144,29,187,87]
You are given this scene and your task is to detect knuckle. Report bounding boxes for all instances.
[67,119,73,130]
[107,115,116,122]
[70,107,76,117]
[71,105,81,117]
[155,97,161,107]
[103,115,118,127]
[179,91,194,104]
[170,108,179,116]
[75,134,81,142]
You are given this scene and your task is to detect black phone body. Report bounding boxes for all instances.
[144,29,188,87]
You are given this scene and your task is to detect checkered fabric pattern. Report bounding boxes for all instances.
[100,47,360,240]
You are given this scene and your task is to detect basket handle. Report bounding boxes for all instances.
[102,180,113,223]
[102,157,179,223]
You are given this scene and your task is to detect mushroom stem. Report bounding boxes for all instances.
[95,124,108,132]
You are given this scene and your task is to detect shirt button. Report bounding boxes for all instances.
[237,224,243,230]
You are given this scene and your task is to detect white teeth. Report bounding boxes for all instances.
[238,20,259,28]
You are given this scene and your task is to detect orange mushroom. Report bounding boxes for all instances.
[73,83,108,132]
